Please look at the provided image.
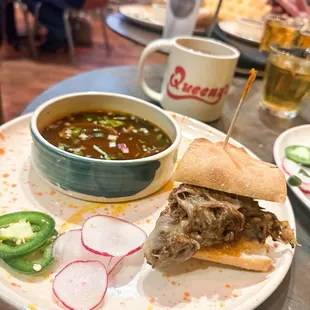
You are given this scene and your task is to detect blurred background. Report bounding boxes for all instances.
[0,0,309,123]
[0,0,166,122]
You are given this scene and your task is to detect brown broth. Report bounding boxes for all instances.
[41,111,172,160]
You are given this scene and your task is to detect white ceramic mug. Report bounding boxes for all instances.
[138,37,240,122]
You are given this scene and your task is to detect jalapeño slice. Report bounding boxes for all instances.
[4,230,58,274]
[0,211,55,259]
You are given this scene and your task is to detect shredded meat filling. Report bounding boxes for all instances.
[144,184,297,268]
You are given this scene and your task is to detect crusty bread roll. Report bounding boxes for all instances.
[173,138,287,203]
[194,238,272,272]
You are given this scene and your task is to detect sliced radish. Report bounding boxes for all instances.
[82,215,147,257]
[52,230,111,268]
[53,260,107,310]
[282,157,300,175]
[300,182,310,194]
[108,256,124,274]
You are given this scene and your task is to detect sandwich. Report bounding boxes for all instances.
[143,138,298,272]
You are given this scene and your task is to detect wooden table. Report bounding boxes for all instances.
[1,64,310,309]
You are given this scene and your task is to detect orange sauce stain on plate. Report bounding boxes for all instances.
[111,203,129,217]
[149,181,175,198]
[0,132,5,140]
[0,148,5,155]
[60,202,130,233]
[183,292,191,301]
[149,297,156,303]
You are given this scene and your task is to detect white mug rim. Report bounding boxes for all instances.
[172,36,240,60]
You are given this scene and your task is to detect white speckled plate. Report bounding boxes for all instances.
[0,113,295,310]
[273,124,310,212]
[119,4,206,34]
[218,21,262,45]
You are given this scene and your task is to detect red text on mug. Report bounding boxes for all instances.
[166,66,229,105]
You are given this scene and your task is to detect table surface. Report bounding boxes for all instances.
[106,12,162,46]
[1,64,310,310]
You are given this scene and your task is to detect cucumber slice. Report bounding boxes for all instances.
[285,145,310,166]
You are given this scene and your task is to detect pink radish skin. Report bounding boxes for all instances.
[300,184,310,194]
[282,158,300,175]
[82,215,147,257]
[53,260,108,310]
[52,229,111,268]
[108,256,124,275]
[282,158,310,194]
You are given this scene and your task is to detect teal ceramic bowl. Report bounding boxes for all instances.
[30,92,181,202]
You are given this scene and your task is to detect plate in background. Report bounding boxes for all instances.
[218,21,262,45]
[274,124,310,211]
[119,4,207,34]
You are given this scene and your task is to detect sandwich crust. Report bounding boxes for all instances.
[194,238,272,272]
[173,138,287,203]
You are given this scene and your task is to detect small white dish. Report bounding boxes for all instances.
[151,3,166,24]
[218,20,263,44]
[273,124,310,211]
[236,17,264,40]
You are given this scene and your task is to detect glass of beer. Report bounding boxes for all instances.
[298,30,310,48]
[261,45,310,119]
[259,15,303,52]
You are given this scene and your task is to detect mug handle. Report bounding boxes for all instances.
[138,39,173,102]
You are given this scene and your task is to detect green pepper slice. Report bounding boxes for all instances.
[285,145,310,166]
[0,211,55,259]
[288,175,302,186]
[4,230,58,274]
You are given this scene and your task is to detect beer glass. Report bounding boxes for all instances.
[261,45,310,119]
[259,15,303,52]
[298,30,310,48]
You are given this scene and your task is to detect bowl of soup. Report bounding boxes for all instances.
[30,92,181,202]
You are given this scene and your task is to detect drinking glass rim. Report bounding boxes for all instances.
[264,14,305,29]
[263,13,288,22]
[269,44,310,61]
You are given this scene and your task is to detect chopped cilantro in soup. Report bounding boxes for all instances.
[41,112,172,160]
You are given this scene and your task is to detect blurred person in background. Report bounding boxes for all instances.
[22,0,85,52]
[269,0,310,17]
[0,2,20,52]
